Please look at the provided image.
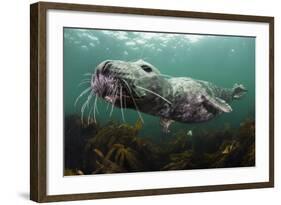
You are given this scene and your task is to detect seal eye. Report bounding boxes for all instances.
[141,65,152,72]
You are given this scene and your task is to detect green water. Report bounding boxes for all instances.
[63,28,255,138]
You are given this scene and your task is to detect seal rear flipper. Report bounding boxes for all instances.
[160,117,174,133]
[203,95,233,113]
[232,83,247,99]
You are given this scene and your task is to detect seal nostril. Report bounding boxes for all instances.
[103,66,111,76]
[103,61,110,69]
[102,61,112,75]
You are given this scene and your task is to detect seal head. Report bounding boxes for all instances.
[92,59,173,118]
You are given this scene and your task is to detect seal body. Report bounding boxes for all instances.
[168,77,233,123]
[91,59,247,131]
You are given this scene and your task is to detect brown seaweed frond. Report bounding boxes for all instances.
[106,144,142,170]
[161,151,193,170]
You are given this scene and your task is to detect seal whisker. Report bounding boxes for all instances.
[95,97,100,115]
[135,85,172,105]
[80,79,91,83]
[106,78,114,97]
[109,86,118,117]
[122,79,144,123]
[82,91,94,123]
[78,81,91,87]
[124,89,127,109]
[80,103,86,124]
[86,92,98,125]
[106,101,110,111]
[121,79,132,94]
[158,74,173,78]
[130,91,144,123]
[80,77,91,84]
[93,95,98,123]
[87,98,95,125]
[74,86,91,106]
[81,77,91,81]
[120,86,125,122]
[81,90,93,124]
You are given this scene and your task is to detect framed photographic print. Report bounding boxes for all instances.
[30,1,274,202]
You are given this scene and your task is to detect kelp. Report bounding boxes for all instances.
[64,115,255,175]
[106,144,142,171]
[82,118,154,173]
[161,151,194,170]
[85,118,143,153]
[91,148,124,174]
[166,130,192,153]
[205,120,255,168]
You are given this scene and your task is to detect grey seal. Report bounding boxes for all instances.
[90,59,247,132]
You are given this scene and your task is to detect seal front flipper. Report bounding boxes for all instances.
[202,95,232,113]
[160,117,174,133]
